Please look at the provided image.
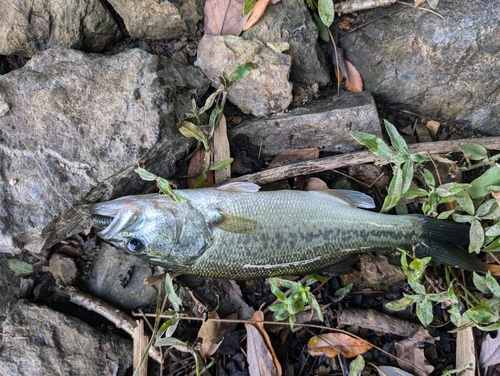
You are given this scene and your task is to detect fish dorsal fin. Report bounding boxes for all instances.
[216,182,261,193]
[324,190,375,209]
[213,209,260,234]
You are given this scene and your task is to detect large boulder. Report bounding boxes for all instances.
[0,47,209,257]
[341,1,500,135]
[0,0,122,57]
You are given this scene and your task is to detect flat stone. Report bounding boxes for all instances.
[0,47,209,256]
[229,91,381,159]
[242,0,330,86]
[195,35,293,117]
[341,0,500,136]
[0,300,132,376]
[0,0,122,57]
[107,0,187,40]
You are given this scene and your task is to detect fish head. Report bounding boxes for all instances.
[90,195,211,266]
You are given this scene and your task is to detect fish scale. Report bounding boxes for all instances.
[90,183,485,279]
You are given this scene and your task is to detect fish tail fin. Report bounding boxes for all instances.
[415,215,486,273]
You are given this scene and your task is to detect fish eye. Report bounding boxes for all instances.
[127,238,145,253]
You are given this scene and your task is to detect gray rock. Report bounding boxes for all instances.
[49,254,78,286]
[196,35,293,117]
[0,0,122,58]
[170,0,205,36]
[242,0,330,86]
[107,0,187,39]
[86,243,158,312]
[229,92,381,158]
[0,47,209,257]
[341,1,500,135]
[0,300,132,376]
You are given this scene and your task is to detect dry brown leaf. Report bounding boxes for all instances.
[307,333,373,358]
[270,147,320,165]
[242,0,271,31]
[204,0,250,36]
[133,320,149,376]
[303,177,329,191]
[187,149,214,188]
[247,310,282,375]
[245,312,282,376]
[486,264,500,276]
[334,59,363,93]
[456,327,475,376]
[394,327,435,376]
[198,312,225,359]
[210,114,231,184]
[492,191,500,205]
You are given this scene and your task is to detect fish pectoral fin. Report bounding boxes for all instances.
[323,190,375,209]
[213,209,260,234]
[215,182,261,193]
[315,255,359,276]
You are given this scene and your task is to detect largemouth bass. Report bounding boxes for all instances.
[90,182,485,279]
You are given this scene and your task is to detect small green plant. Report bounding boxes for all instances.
[351,120,500,329]
[178,62,255,187]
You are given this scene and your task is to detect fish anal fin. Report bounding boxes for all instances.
[214,209,260,234]
[324,190,375,209]
[315,255,359,276]
[216,182,261,193]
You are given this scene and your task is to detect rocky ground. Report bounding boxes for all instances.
[1,0,500,375]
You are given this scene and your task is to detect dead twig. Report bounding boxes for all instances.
[229,137,500,185]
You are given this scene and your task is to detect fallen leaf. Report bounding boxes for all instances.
[307,333,373,358]
[486,264,500,276]
[456,327,475,376]
[242,0,271,31]
[210,114,231,184]
[245,310,282,376]
[394,327,435,376]
[334,59,363,93]
[480,329,500,367]
[270,147,320,165]
[204,0,250,36]
[303,178,329,191]
[187,149,214,188]
[376,365,414,375]
[198,312,225,359]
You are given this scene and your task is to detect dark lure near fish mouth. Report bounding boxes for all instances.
[90,182,486,279]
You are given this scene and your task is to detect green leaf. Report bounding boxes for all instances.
[334,283,353,301]
[199,89,222,114]
[243,0,257,14]
[460,142,488,161]
[135,166,156,181]
[476,321,500,331]
[157,314,181,339]
[402,187,429,199]
[229,62,255,84]
[386,297,414,311]
[384,119,409,156]
[306,274,329,285]
[410,153,430,163]
[209,107,224,130]
[154,336,187,347]
[435,183,471,197]
[485,272,500,298]
[165,273,181,312]
[210,158,233,171]
[476,199,497,218]
[349,355,365,376]
[318,0,335,27]
[409,280,426,295]
[312,12,330,42]
[401,160,414,193]
[456,191,475,216]
[486,223,500,237]
[484,237,500,252]
[269,282,286,301]
[410,256,432,277]
[452,214,475,223]
[350,131,395,162]
[422,169,435,189]
[269,277,297,289]
[157,177,187,203]
[469,219,485,253]
[7,259,34,276]
[463,304,495,325]
[473,272,491,294]
[308,292,324,322]
[468,165,500,199]
[437,209,455,220]
[194,173,207,188]
[416,297,434,327]
[448,303,465,327]
[447,284,459,304]
[381,166,403,212]
[178,121,209,150]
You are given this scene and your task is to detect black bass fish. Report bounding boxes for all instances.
[90,182,485,279]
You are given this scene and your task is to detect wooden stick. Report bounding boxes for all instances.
[229,137,500,185]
